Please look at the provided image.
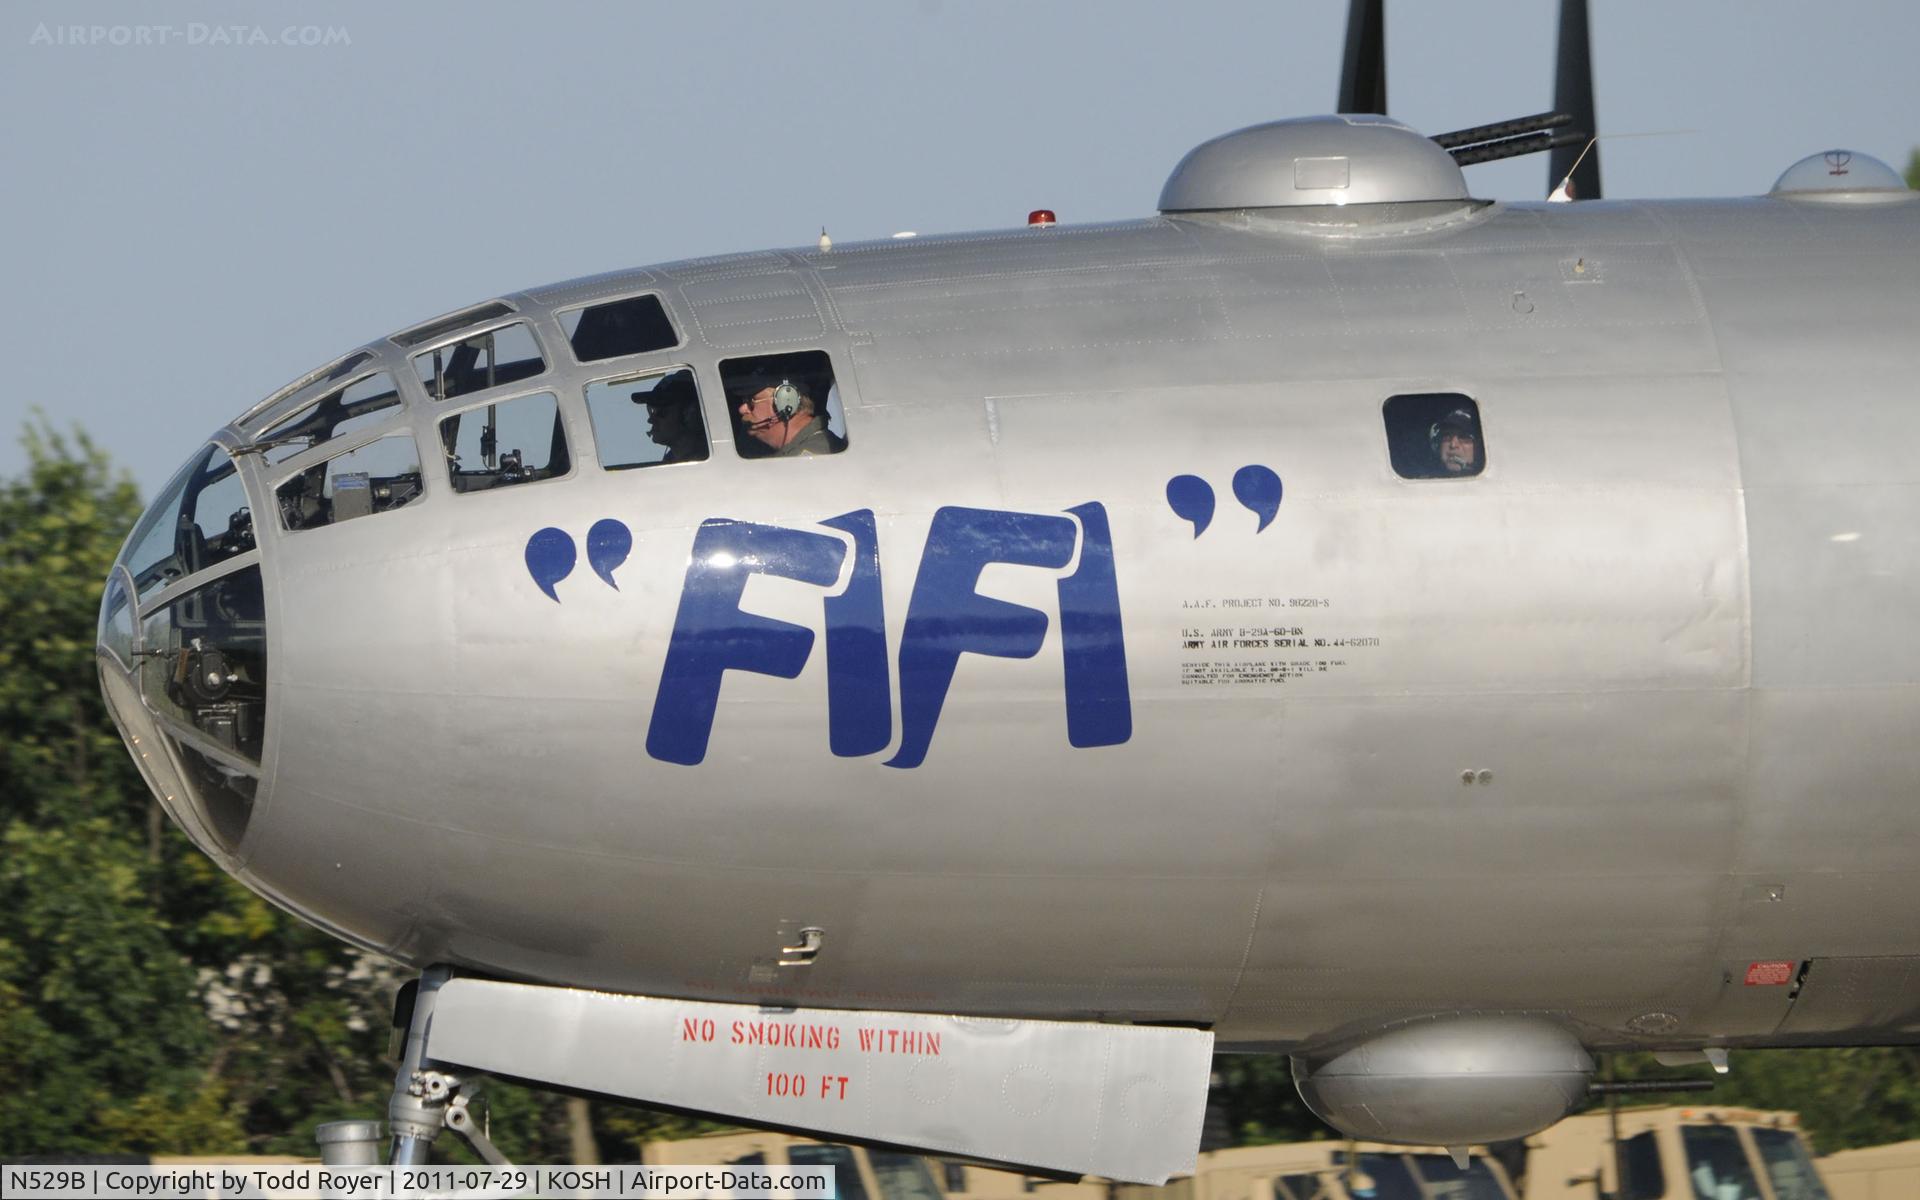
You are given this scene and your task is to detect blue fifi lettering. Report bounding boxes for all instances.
[646,519,847,766]
[1058,502,1132,749]
[640,504,1130,769]
[887,507,1077,769]
[819,510,892,758]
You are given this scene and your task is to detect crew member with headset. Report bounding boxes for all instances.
[732,369,845,458]
[633,370,708,465]
[1430,407,1482,476]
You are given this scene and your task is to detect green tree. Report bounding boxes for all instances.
[0,420,414,1156]
[1906,148,1919,191]
[0,419,240,1155]
[180,906,404,1156]
[1209,1055,1325,1146]
[0,420,144,829]
[0,419,709,1161]
[1590,1047,1920,1154]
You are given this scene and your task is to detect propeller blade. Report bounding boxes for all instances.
[1338,0,1387,115]
[1548,0,1602,199]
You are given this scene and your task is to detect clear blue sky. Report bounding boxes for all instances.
[4,0,1916,497]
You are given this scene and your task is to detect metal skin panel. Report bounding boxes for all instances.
[108,191,1920,1067]
[676,264,828,350]
[1677,197,1920,1042]
[1774,957,1920,1039]
[426,978,1215,1183]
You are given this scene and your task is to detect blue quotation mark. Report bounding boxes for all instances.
[1165,475,1215,537]
[1166,466,1282,536]
[586,518,632,588]
[1232,465,1282,532]
[525,519,634,601]
[524,528,577,601]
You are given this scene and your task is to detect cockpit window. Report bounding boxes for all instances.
[439,391,569,493]
[99,574,135,669]
[188,449,253,563]
[413,322,546,402]
[277,434,425,531]
[1383,393,1485,479]
[241,350,377,429]
[121,445,256,598]
[391,301,515,348]
[584,368,708,470]
[138,565,266,756]
[249,372,403,466]
[561,294,680,362]
[136,565,266,848]
[121,457,198,599]
[720,350,848,459]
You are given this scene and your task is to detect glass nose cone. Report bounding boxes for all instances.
[99,441,268,861]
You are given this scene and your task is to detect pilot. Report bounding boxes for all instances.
[732,373,844,458]
[1430,408,1481,476]
[635,372,707,465]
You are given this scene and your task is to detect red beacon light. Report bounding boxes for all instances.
[1027,209,1056,228]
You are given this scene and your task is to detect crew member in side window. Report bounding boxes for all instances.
[635,372,708,465]
[1430,407,1482,476]
[733,374,845,458]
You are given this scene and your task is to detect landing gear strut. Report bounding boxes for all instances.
[315,965,512,1169]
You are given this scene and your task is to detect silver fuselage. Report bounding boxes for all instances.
[101,192,1920,1056]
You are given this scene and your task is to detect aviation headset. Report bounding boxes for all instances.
[770,379,805,421]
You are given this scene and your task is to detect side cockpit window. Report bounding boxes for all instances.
[585,369,708,470]
[561,294,679,362]
[1383,393,1485,479]
[276,434,424,531]
[439,391,569,493]
[720,350,848,459]
[413,322,546,402]
[122,445,256,597]
[186,448,254,569]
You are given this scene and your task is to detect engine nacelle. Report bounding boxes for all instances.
[1291,1016,1593,1147]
